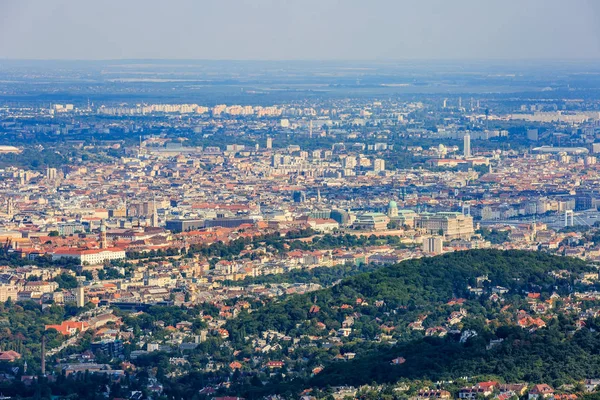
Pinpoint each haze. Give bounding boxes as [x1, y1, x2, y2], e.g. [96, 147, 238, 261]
[1, 0, 600, 60]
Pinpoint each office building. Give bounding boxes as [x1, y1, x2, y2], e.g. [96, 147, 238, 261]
[423, 236, 443, 255]
[463, 133, 471, 158]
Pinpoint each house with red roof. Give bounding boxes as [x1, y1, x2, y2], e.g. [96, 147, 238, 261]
[0, 350, 21, 362]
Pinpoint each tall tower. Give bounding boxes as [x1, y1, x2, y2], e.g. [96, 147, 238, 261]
[463, 133, 471, 159]
[41, 335, 46, 376]
[309, 120, 313, 138]
[76, 285, 85, 308]
[266, 137, 273, 149]
[100, 219, 107, 249]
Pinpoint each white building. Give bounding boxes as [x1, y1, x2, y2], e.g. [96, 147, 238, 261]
[51, 248, 126, 265]
[464, 133, 471, 158]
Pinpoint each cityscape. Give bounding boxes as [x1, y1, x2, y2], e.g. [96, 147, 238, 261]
[2, 1, 600, 399]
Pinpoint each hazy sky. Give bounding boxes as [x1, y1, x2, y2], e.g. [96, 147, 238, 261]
[1, 0, 600, 60]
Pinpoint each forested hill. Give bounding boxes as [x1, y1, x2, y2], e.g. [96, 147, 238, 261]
[226, 250, 592, 340]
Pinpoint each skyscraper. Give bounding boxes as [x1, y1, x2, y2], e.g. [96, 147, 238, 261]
[266, 137, 273, 149]
[464, 133, 471, 158]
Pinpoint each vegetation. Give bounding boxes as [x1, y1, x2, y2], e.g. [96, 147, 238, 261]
[226, 250, 591, 339]
[476, 227, 510, 244]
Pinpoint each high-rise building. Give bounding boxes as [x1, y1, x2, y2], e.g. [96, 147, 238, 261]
[266, 137, 273, 149]
[342, 156, 357, 169]
[463, 133, 471, 158]
[46, 167, 57, 181]
[423, 236, 443, 255]
[374, 159, 385, 172]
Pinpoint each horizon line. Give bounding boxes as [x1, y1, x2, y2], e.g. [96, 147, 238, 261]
[2, 57, 600, 63]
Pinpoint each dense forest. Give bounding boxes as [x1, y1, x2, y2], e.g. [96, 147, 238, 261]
[312, 319, 600, 388]
[226, 250, 592, 339]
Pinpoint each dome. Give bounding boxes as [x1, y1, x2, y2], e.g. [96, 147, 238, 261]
[388, 200, 398, 209]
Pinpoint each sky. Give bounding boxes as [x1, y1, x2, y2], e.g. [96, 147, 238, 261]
[1, 0, 600, 61]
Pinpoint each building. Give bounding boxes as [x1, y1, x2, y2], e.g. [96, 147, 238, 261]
[165, 219, 204, 232]
[423, 236, 443, 254]
[23, 281, 59, 294]
[353, 212, 389, 231]
[387, 201, 398, 218]
[99, 220, 107, 249]
[307, 218, 339, 233]
[45, 321, 89, 336]
[373, 158, 385, 172]
[342, 156, 357, 169]
[464, 133, 471, 158]
[76, 286, 85, 308]
[393, 209, 418, 227]
[529, 384, 554, 400]
[0, 284, 17, 302]
[532, 146, 589, 155]
[51, 248, 126, 265]
[204, 218, 255, 228]
[293, 191, 307, 203]
[46, 167, 57, 180]
[414, 212, 474, 240]
[57, 222, 84, 236]
[418, 390, 451, 400]
[527, 128, 539, 141]
[266, 137, 273, 149]
[91, 340, 123, 357]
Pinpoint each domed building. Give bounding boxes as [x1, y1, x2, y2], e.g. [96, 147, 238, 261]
[387, 200, 398, 218]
